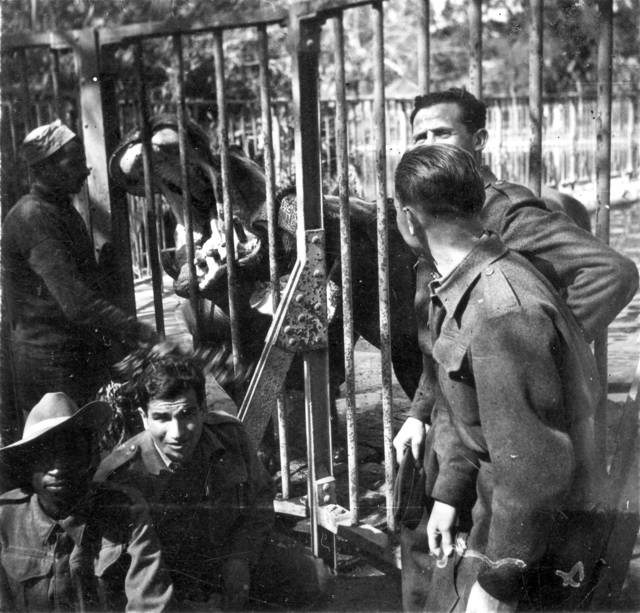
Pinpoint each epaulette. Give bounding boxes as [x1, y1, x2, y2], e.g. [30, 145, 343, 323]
[0, 488, 30, 504]
[94, 435, 143, 482]
[487, 179, 545, 209]
[478, 264, 520, 316]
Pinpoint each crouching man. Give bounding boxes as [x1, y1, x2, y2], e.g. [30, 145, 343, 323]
[0, 392, 173, 612]
[392, 144, 606, 612]
[96, 350, 326, 610]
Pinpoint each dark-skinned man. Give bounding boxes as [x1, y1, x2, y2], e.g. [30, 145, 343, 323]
[1, 120, 159, 439]
[0, 392, 173, 611]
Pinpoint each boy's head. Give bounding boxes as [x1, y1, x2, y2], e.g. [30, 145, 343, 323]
[394, 144, 485, 250]
[0, 392, 110, 519]
[135, 352, 206, 466]
[409, 88, 488, 156]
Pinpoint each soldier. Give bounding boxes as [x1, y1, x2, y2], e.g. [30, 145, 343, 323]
[392, 144, 605, 612]
[95, 349, 327, 610]
[0, 392, 173, 612]
[395, 87, 638, 492]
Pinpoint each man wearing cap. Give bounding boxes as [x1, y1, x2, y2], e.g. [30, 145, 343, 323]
[1, 120, 158, 439]
[0, 391, 174, 612]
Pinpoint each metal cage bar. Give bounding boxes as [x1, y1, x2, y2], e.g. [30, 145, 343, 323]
[213, 29, 243, 371]
[174, 33, 202, 344]
[333, 13, 359, 525]
[528, 0, 543, 196]
[468, 0, 482, 99]
[134, 40, 165, 335]
[372, 0, 395, 532]
[257, 23, 291, 500]
[594, 0, 613, 461]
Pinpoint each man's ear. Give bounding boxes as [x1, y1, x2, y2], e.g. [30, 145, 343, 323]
[472, 128, 488, 152]
[403, 207, 419, 236]
[137, 407, 149, 430]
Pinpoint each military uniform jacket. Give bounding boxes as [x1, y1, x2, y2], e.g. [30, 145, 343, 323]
[410, 168, 638, 420]
[0, 482, 173, 612]
[421, 233, 604, 602]
[95, 413, 274, 599]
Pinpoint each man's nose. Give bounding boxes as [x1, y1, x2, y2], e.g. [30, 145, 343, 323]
[167, 418, 188, 441]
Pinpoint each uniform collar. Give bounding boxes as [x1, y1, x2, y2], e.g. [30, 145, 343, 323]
[479, 165, 498, 187]
[431, 233, 508, 319]
[27, 490, 86, 546]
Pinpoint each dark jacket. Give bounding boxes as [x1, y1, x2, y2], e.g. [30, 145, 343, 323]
[410, 169, 638, 421]
[1, 185, 155, 417]
[0, 482, 173, 612]
[419, 233, 604, 604]
[95, 412, 274, 602]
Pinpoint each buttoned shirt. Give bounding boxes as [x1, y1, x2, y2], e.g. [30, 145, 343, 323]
[95, 414, 274, 602]
[0, 483, 173, 612]
[418, 233, 603, 601]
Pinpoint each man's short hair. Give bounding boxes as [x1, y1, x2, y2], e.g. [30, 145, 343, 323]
[136, 352, 206, 411]
[410, 88, 487, 133]
[395, 144, 485, 218]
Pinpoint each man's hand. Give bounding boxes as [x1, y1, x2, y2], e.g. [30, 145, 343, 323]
[393, 417, 429, 465]
[426, 500, 457, 559]
[466, 581, 517, 613]
[222, 558, 251, 610]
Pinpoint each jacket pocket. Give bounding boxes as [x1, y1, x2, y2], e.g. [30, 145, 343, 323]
[432, 331, 468, 376]
[1, 547, 53, 582]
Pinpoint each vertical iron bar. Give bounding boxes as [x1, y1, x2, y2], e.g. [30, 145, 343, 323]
[373, 0, 395, 532]
[18, 49, 33, 134]
[290, 5, 335, 566]
[135, 41, 165, 335]
[594, 0, 613, 463]
[334, 14, 359, 525]
[174, 33, 202, 345]
[468, 0, 482, 99]
[528, 0, 543, 196]
[213, 29, 243, 372]
[49, 49, 61, 119]
[258, 23, 290, 500]
[418, 0, 431, 94]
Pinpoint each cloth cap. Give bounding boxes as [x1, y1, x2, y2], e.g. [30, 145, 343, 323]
[0, 392, 111, 463]
[21, 119, 77, 166]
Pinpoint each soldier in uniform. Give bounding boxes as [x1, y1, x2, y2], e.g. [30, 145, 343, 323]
[0, 392, 173, 612]
[95, 350, 326, 611]
[392, 144, 605, 612]
[394, 87, 638, 525]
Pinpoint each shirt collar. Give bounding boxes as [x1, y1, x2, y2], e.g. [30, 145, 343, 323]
[479, 165, 498, 188]
[28, 491, 86, 546]
[430, 233, 508, 319]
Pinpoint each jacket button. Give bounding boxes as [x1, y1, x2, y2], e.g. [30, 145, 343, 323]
[485, 267, 494, 276]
